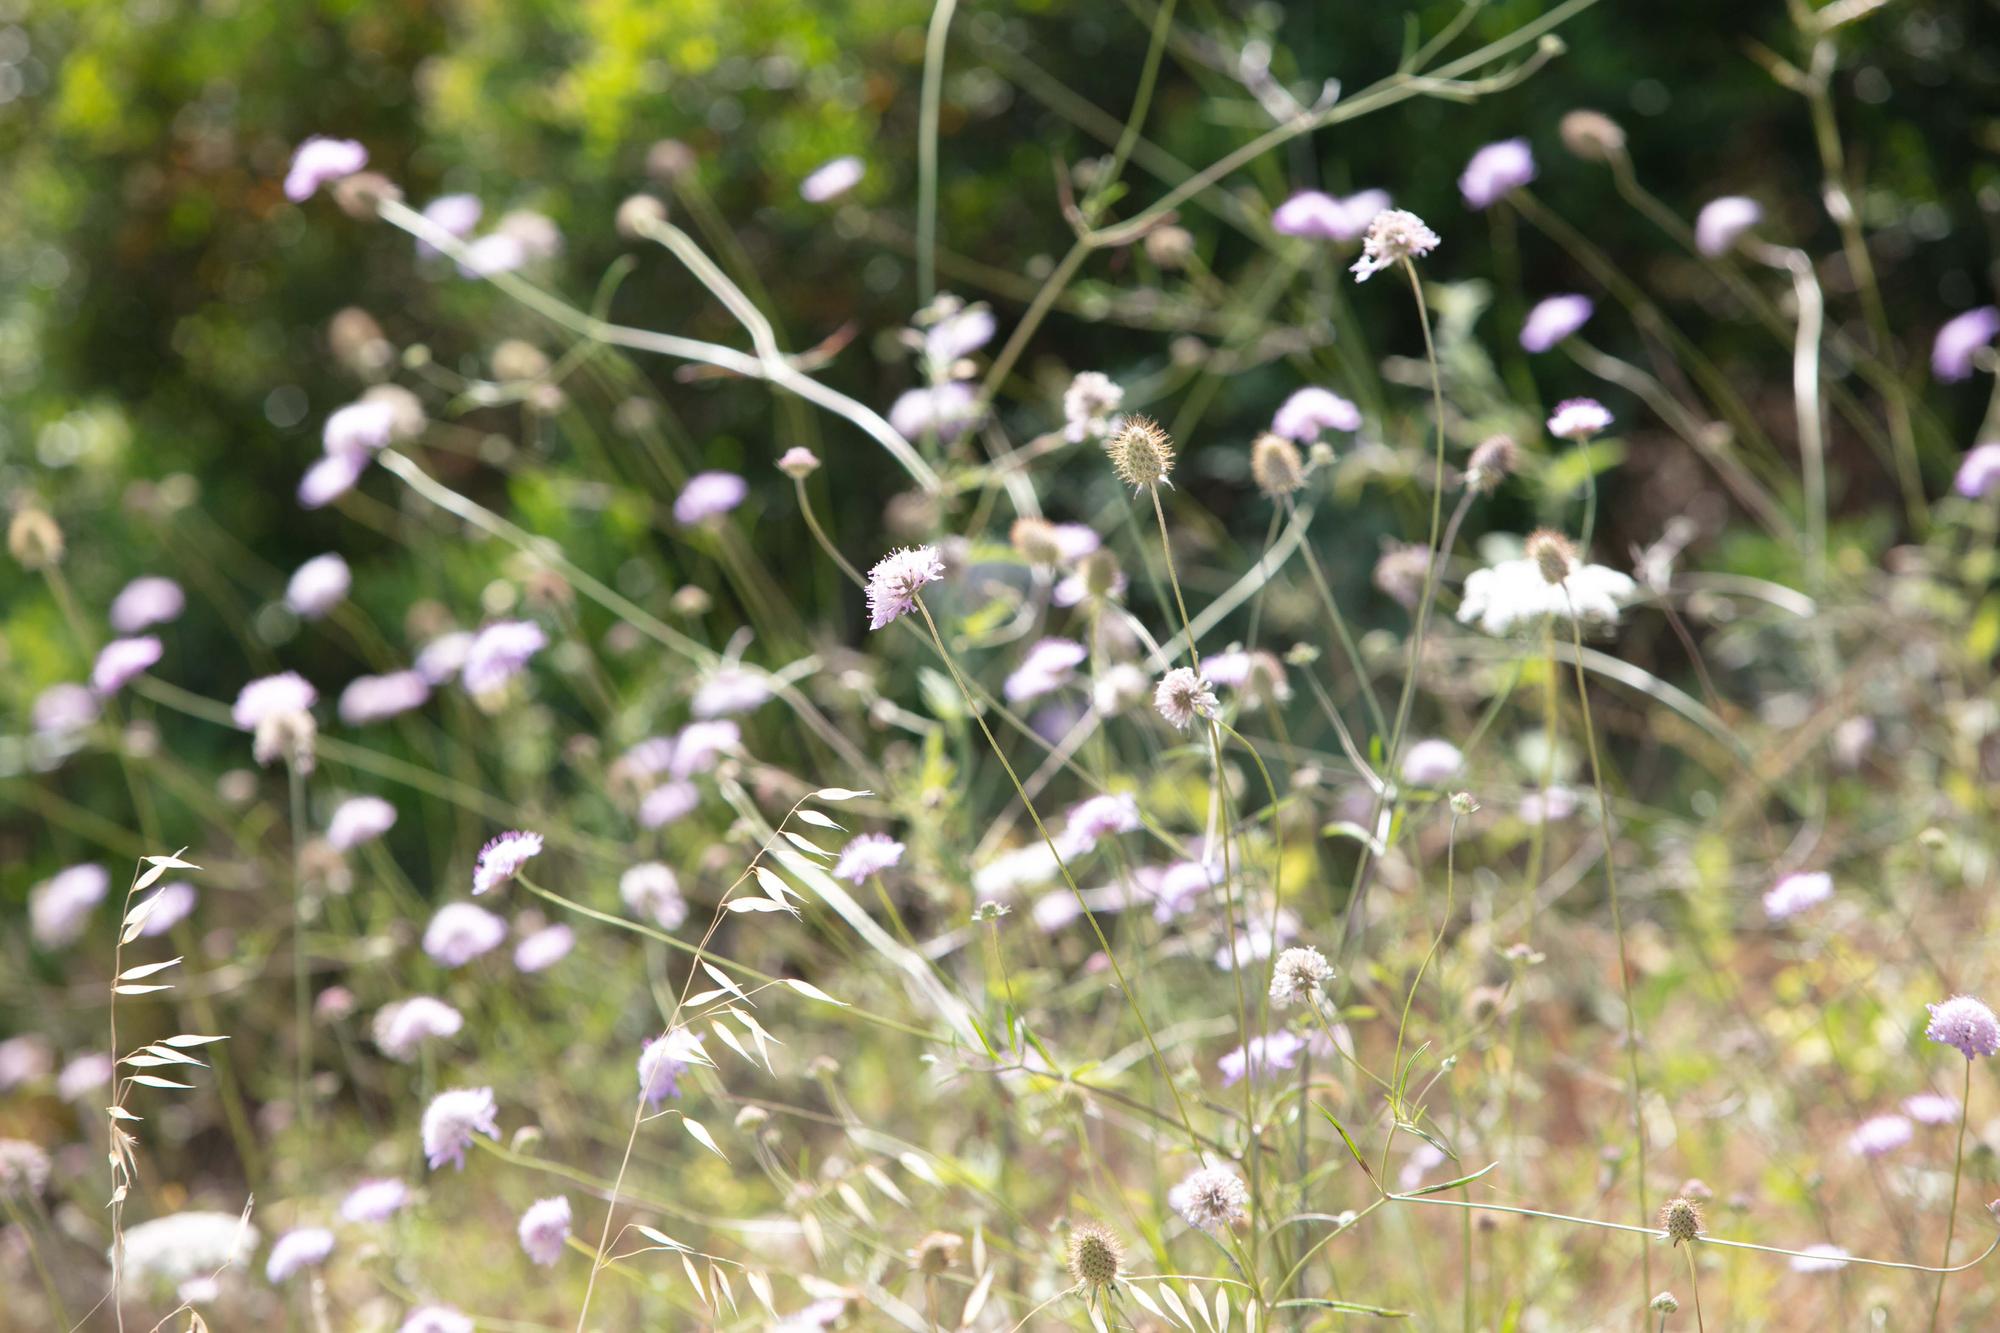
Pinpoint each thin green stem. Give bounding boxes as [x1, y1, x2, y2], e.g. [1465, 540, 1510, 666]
[1926, 1058, 1974, 1332]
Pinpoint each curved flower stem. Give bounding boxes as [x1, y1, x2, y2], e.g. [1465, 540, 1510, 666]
[1926, 1058, 1974, 1332]
[1564, 605, 1650, 1302]
[288, 759, 312, 1132]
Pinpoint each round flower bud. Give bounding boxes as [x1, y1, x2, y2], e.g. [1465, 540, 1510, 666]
[1144, 224, 1196, 269]
[492, 340, 551, 383]
[1065, 1222, 1123, 1288]
[8, 506, 63, 570]
[1524, 529, 1577, 586]
[1660, 1197, 1702, 1246]
[1560, 110, 1628, 163]
[1251, 432, 1306, 498]
[616, 194, 668, 240]
[1650, 1292, 1680, 1314]
[1105, 416, 1175, 489]
[646, 139, 697, 182]
[777, 447, 821, 479]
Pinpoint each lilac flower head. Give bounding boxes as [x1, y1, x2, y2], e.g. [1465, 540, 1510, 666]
[638, 780, 699, 829]
[1060, 792, 1141, 857]
[691, 666, 773, 718]
[1400, 738, 1463, 786]
[326, 796, 397, 851]
[30, 863, 110, 948]
[1459, 139, 1536, 209]
[110, 576, 186, 633]
[473, 830, 542, 895]
[1170, 1165, 1251, 1232]
[1762, 871, 1832, 922]
[458, 232, 526, 277]
[1218, 1031, 1305, 1086]
[518, 1195, 572, 1266]
[1004, 637, 1087, 703]
[1272, 188, 1389, 243]
[372, 996, 464, 1062]
[34, 683, 99, 736]
[1694, 197, 1762, 257]
[1903, 1092, 1960, 1125]
[924, 301, 997, 367]
[1520, 294, 1594, 353]
[620, 862, 688, 929]
[834, 833, 906, 883]
[1153, 668, 1218, 730]
[674, 471, 749, 525]
[416, 194, 483, 258]
[1925, 995, 2000, 1059]
[889, 381, 981, 442]
[671, 719, 739, 778]
[462, 620, 547, 695]
[323, 400, 398, 457]
[421, 1087, 500, 1170]
[1847, 1114, 1913, 1158]
[57, 1052, 113, 1101]
[134, 881, 197, 938]
[400, 1308, 475, 1333]
[1933, 307, 2000, 382]
[266, 1226, 335, 1282]
[638, 1028, 704, 1108]
[421, 902, 508, 967]
[0, 1036, 53, 1091]
[91, 636, 163, 695]
[865, 546, 945, 630]
[338, 670, 431, 725]
[514, 924, 574, 973]
[800, 155, 864, 203]
[1271, 387, 1362, 442]
[1150, 860, 1220, 922]
[299, 450, 368, 509]
[1351, 208, 1440, 282]
[1953, 443, 2000, 499]
[415, 631, 474, 685]
[339, 1178, 410, 1224]
[286, 554, 351, 620]
[1547, 398, 1613, 442]
[285, 136, 368, 202]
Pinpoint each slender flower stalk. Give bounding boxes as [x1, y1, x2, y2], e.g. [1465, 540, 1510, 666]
[1927, 1058, 1976, 1332]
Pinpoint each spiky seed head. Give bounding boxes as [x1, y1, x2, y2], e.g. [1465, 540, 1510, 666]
[1650, 1292, 1680, 1313]
[1465, 435, 1519, 493]
[1560, 110, 1628, 162]
[8, 506, 62, 570]
[1066, 1222, 1123, 1288]
[1106, 416, 1175, 489]
[1524, 529, 1577, 586]
[1251, 432, 1306, 498]
[1010, 516, 1064, 566]
[616, 194, 669, 239]
[912, 1231, 963, 1275]
[1661, 1196, 1702, 1246]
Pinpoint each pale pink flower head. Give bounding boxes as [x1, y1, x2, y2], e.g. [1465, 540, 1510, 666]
[1954, 443, 2000, 499]
[513, 923, 574, 973]
[33, 682, 99, 736]
[91, 636, 163, 695]
[57, 1052, 113, 1101]
[1934, 307, 2000, 382]
[110, 576, 186, 633]
[1059, 792, 1141, 858]
[518, 1195, 571, 1266]
[339, 1178, 410, 1223]
[422, 901, 507, 967]
[1925, 995, 2000, 1059]
[834, 833, 905, 883]
[1547, 398, 1613, 441]
[1351, 208, 1440, 282]
[1847, 1114, 1912, 1158]
[458, 232, 527, 277]
[638, 1028, 703, 1108]
[30, 863, 110, 948]
[285, 136, 368, 202]
[338, 670, 431, 725]
[400, 1308, 474, 1333]
[671, 719, 739, 778]
[1272, 386, 1361, 442]
[0, 1036, 53, 1091]
[800, 155, 864, 203]
[1459, 139, 1536, 209]
[134, 881, 197, 938]
[1062, 372, 1124, 443]
[1903, 1092, 1960, 1125]
[865, 545, 945, 630]
[1153, 667, 1217, 730]
[1169, 1164, 1250, 1232]
[620, 862, 688, 928]
[674, 471, 748, 525]
[924, 301, 997, 367]
[298, 450, 367, 509]
[888, 381, 981, 442]
[1400, 738, 1462, 787]
[1004, 637, 1087, 703]
[691, 666, 773, 718]
[265, 1226, 335, 1283]
[421, 1086, 499, 1170]
[1762, 871, 1831, 922]
[286, 554, 351, 620]
[234, 672, 318, 730]
[1694, 196, 1763, 257]
[1398, 1141, 1448, 1192]
[462, 620, 547, 695]
[323, 400, 398, 456]
[1520, 294, 1594, 353]
[1272, 188, 1389, 243]
[415, 631, 474, 685]
[473, 830, 542, 895]
[416, 194, 483, 258]
[638, 780, 699, 829]
[778, 446, 821, 477]
[372, 996, 464, 1062]
[1218, 1031, 1304, 1086]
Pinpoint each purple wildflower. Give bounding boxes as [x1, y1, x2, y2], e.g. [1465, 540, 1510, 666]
[833, 833, 906, 883]
[1153, 668, 1217, 730]
[298, 451, 367, 509]
[800, 156, 864, 203]
[414, 632, 474, 685]
[421, 902, 507, 967]
[865, 546, 945, 630]
[1060, 793, 1141, 857]
[1272, 188, 1389, 243]
[337, 670, 431, 725]
[674, 471, 749, 525]
[924, 302, 997, 366]
[327, 795, 397, 851]
[1934, 307, 2000, 382]
[286, 554, 351, 620]
[1763, 872, 1832, 922]
[324, 400, 397, 456]
[1271, 387, 1361, 442]
[473, 830, 542, 895]
[1925, 995, 2000, 1059]
[691, 666, 773, 718]
[91, 636, 163, 695]
[1694, 196, 1762, 257]
[620, 863, 687, 929]
[372, 996, 464, 1062]
[400, 1308, 474, 1333]
[134, 881, 197, 938]
[265, 1227, 335, 1283]
[638, 780, 699, 829]
[284, 136, 368, 202]
[1459, 138, 1536, 209]
[1218, 1031, 1305, 1086]
[462, 620, 547, 695]
[517, 1195, 571, 1266]
[1904, 1092, 1960, 1125]
[57, 1053, 113, 1102]
[109, 576, 185, 633]
[421, 1087, 500, 1170]
[1004, 638, 1087, 703]
[1351, 209, 1440, 281]
[339, 1178, 410, 1224]
[1547, 398, 1613, 441]
[513, 923, 574, 973]
[30, 863, 109, 948]
[1847, 1114, 1913, 1158]
[671, 720, 739, 778]
[1953, 442, 2000, 499]
[0, 1037, 53, 1091]
[1400, 738, 1462, 786]
[638, 1028, 703, 1108]
[416, 194, 483, 258]
[888, 381, 981, 442]
[1520, 294, 1594, 353]
[33, 683, 98, 736]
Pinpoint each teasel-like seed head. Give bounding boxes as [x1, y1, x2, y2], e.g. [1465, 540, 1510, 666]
[1010, 516, 1064, 566]
[1251, 432, 1306, 498]
[1065, 1222, 1124, 1288]
[1465, 435, 1519, 493]
[1524, 529, 1577, 586]
[1660, 1196, 1702, 1246]
[1106, 416, 1175, 489]
[8, 505, 63, 570]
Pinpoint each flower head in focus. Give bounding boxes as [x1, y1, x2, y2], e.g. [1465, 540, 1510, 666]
[1351, 208, 1440, 282]
[1925, 995, 2000, 1059]
[1268, 946, 1332, 1008]
[865, 546, 945, 631]
[473, 830, 542, 895]
[1153, 668, 1217, 730]
[1169, 1165, 1250, 1233]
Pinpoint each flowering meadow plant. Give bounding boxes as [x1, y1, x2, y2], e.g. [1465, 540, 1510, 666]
[9, 3, 2000, 1330]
